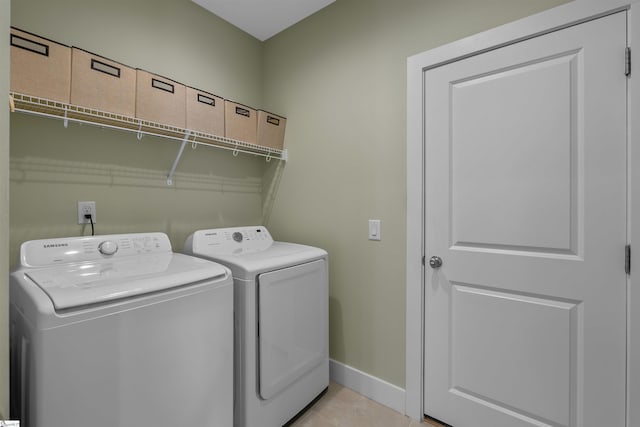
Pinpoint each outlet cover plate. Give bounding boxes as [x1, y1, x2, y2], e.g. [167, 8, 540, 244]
[77, 201, 96, 224]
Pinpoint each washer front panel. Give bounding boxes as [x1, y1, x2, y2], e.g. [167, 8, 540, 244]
[10, 264, 234, 427]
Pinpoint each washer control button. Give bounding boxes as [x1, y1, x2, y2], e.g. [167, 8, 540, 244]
[232, 232, 243, 243]
[98, 240, 118, 256]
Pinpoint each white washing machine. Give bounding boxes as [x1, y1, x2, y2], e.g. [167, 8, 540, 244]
[10, 232, 234, 427]
[184, 226, 329, 427]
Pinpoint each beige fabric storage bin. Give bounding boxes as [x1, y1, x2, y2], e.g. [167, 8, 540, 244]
[70, 48, 136, 116]
[135, 69, 186, 128]
[186, 87, 224, 136]
[10, 27, 71, 103]
[257, 110, 287, 150]
[224, 100, 257, 145]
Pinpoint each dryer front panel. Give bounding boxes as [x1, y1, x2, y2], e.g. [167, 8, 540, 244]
[257, 258, 328, 400]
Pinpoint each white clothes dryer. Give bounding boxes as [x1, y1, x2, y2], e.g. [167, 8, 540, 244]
[10, 232, 234, 427]
[184, 226, 329, 427]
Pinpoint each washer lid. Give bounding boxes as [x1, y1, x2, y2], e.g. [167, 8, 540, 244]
[24, 253, 229, 310]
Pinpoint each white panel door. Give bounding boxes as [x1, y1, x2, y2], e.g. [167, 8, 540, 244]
[424, 12, 627, 427]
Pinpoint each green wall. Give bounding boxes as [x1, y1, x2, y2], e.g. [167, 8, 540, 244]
[262, 0, 569, 387]
[1, 0, 9, 418]
[3, 0, 572, 413]
[11, 0, 262, 106]
[9, 0, 268, 265]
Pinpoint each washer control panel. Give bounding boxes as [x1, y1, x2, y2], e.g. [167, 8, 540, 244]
[192, 226, 273, 255]
[20, 232, 172, 267]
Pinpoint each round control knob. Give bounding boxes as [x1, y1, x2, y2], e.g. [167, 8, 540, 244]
[232, 232, 243, 243]
[98, 240, 118, 256]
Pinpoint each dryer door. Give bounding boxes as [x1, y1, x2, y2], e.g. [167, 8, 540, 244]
[258, 258, 328, 400]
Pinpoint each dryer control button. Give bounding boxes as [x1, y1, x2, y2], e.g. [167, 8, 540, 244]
[98, 240, 118, 256]
[232, 232, 243, 243]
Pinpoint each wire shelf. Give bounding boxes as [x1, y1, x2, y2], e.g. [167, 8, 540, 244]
[9, 92, 287, 162]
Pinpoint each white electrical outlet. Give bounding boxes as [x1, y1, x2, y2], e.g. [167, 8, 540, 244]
[77, 201, 97, 224]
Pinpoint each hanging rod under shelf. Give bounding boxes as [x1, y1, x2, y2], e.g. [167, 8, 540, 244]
[9, 92, 288, 164]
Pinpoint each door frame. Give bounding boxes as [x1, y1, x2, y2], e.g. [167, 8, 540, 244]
[406, 0, 640, 422]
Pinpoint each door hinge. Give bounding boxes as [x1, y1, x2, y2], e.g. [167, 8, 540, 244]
[626, 47, 631, 77]
[626, 244, 631, 275]
[422, 255, 426, 266]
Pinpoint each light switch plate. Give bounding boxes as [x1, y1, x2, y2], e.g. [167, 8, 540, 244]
[369, 219, 381, 241]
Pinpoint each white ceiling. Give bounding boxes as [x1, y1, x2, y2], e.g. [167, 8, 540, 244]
[191, 0, 336, 41]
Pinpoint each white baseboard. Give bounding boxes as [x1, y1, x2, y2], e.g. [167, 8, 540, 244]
[329, 359, 406, 415]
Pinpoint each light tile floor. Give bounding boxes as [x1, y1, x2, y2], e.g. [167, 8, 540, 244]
[289, 382, 442, 427]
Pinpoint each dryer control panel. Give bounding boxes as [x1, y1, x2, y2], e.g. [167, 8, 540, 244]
[188, 226, 274, 255]
[19, 233, 173, 267]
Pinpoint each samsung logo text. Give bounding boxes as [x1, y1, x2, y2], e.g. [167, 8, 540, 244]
[43, 243, 69, 248]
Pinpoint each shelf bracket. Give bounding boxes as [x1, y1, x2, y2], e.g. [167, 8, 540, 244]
[167, 130, 192, 186]
[137, 121, 143, 140]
